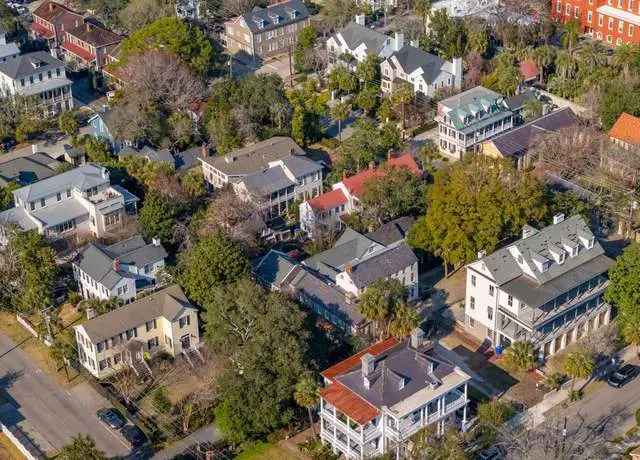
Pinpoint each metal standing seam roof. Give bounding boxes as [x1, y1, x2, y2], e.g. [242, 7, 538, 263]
[13, 164, 108, 203]
[0, 51, 65, 80]
[241, 0, 310, 34]
[79, 285, 195, 343]
[239, 166, 296, 197]
[254, 250, 298, 287]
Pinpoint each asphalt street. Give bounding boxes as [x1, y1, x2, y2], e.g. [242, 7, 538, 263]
[0, 332, 130, 457]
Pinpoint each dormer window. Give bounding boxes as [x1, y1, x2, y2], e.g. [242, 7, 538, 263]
[398, 377, 405, 390]
[253, 17, 265, 29]
[268, 11, 279, 24]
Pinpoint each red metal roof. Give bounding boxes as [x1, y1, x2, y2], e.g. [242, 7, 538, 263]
[320, 381, 380, 425]
[341, 153, 421, 198]
[609, 112, 640, 146]
[519, 59, 539, 81]
[322, 337, 399, 380]
[30, 21, 55, 39]
[61, 41, 95, 62]
[307, 188, 348, 211]
[32, 1, 79, 22]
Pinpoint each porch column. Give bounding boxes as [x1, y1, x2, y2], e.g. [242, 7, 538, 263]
[560, 333, 567, 350]
[420, 405, 424, 427]
[604, 307, 611, 325]
[360, 424, 364, 460]
[333, 406, 337, 450]
[462, 383, 468, 430]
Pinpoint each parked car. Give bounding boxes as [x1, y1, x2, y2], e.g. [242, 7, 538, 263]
[477, 446, 505, 460]
[121, 425, 147, 448]
[97, 408, 126, 430]
[607, 364, 638, 388]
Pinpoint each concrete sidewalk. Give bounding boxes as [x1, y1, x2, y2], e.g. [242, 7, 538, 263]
[151, 424, 222, 460]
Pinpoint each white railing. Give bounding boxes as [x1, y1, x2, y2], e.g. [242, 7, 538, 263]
[321, 409, 378, 443]
[445, 395, 467, 413]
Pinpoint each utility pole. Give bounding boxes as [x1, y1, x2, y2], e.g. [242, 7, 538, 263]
[288, 44, 293, 87]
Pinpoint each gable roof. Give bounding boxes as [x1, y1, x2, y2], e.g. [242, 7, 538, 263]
[387, 44, 450, 84]
[79, 285, 195, 343]
[519, 59, 539, 81]
[333, 22, 389, 55]
[341, 153, 421, 198]
[347, 243, 418, 289]
[254, 250, 298, 288]
[32, 1, 81, 22]
[13, 164, 108, 202]
[241, 0, 310, 33]
[239, 166, 296, 197]
[65, 22, 121, 47]
[0, 154, 61, 187]
[488, 107, 578, 158]
[609, 112, 640, 146]
[0, 51, 64, 80]
[365, 216, 415, 246]
[307, 188, 348, 211]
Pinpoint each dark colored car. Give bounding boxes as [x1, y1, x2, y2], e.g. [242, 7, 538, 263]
[121, 425, 147, 448]
[607, 364, 638, 388]
[97, 408, 126, 430]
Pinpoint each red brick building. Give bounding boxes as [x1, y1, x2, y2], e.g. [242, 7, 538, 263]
[31, 1, 83, 48]
[552, 0, 640, 46]
[60, 22, 122, 69]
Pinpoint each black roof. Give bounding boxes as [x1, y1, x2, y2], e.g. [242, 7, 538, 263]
[242, 0, 310, 34]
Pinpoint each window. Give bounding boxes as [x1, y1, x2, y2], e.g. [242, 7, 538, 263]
[468, 316, 475, 327]
[66, 189, 71, 198]
[630, 24, 635, 36]
[469, 296, 475, 310]
[489, 285, 495, 297]
[147, 337, 159, 349]
[145, 319, 157, 332]
[99, 359, 108, 371]
[179, 315, 191, 328]
[29, 202, 35, 211]
[507, 295, 513, 307]
[487, 307, 494, 320]
[619, 20, 624, 33]
[574, 5, 579, 17]
[609, 17, 614, 30]
[113, 353, 121, 365]
[587, 10, 592, 22]
[40, 198, 45, 207]
[556, 1, 561, 12]
[471, 275, 476, 287]
[599, 14, 604, 26]
[56, 68, 60, 76]
[97, 342, 104, 353]
[56, 192, 61, 201]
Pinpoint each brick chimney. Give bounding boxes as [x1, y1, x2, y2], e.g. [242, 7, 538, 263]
[200, 143, 208, 159]
[49, 2, 55, 11]
[85, 22, 91, 33]
[112, 257, 120, 272]
[345, 263, 352, 273]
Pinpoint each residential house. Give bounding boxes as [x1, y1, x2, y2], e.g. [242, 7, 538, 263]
[299, 153, 421, 234]
[519, 59, 539, 84]
[119, 144, 207, 174]
[482, 107, 578, 169]
[61, 21, 122, 70]
[0, 26, 19, 62]
[436, 86, 514, 159]
[380, 33, 463, 98]
[326, 16, 395, 70]
[88, 108, 131, 153]
[319, 331, 471, 459]
[255, 217, 417, 333]
[303, 221, 419, 300]
[223, 0, 310, 59]
[464, 214, 613, 359]
[175, 0, 201, 20]
[0, 153, 61, 187]
[0, 164, 138, 246]
[73, 234, 167, 303]
[355, 0, 397, 12]
[603, 112, 640, 186]
[609, 112, 640, 150]
[30, 1, 83, 48]
[200, 137, 323, 220]
[0, 51, 74, 115]
[551, 0, 640, 46]
[74, 285, 200, 379]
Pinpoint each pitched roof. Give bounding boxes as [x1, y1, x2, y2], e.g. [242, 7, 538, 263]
[307, 188, 347, 211]
[340, 153, 421, 198]
[0, 206, 38, 231]
[365, 216, 415, 246]
[440, 86, 511, 131]
[388, 44, 451, 84]
[347, 243, 418, 289]
[519, 59, 539, 80]
[0, 51, 64, 80]
[0, 154, 61, 187]
[79, 285, 195, 343]
[332, 22, 389, 56]
[65, 22, 121, 47]
[254, 250, 298, 288]
[281, 155, 322, 177]
[241, 0, 310, 33]
[200, 137, 305, 176]
[239, 166, 296, 197]
[118, 146, 175, 164]
[32, 1, 80, 22]
[609, 112, 640, 145]
[320, 381, 380, 425]
[13, 164, 108, 202]
[488, 107, 578, 158]
[322, 337, 399, 380]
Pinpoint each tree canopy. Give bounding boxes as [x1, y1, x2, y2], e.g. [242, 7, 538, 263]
[408, 156, 547, 273]
[57, 434, 106, 460]
[138, 190, 178, 245]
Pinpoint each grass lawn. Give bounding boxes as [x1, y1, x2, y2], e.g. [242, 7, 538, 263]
[0, 312, 82, 388]
[0, 433, 26, 459]
[236, 441, 304, 460]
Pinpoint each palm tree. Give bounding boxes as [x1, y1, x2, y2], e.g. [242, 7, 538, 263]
[503, 341, 535, 372]
[294, 374, 320, 438]
[388, 303, 420, 339]
[358, 279, 406, 339]
[391, 83, 414, 130]
[562, 19, 581, 55]
[612, 43, 638, 79]
[576, 41, 607, 72]
[555, 49, 577, 79]
[530, 45, 556, 86]
[330, 101, 350, 143]
[564, 349, 595, 394]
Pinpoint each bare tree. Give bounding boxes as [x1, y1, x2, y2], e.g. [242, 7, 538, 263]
[109, 368, 139, 406]
[579, 323, 619, 361]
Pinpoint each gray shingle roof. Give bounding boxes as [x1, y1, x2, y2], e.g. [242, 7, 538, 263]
[473, 215, 610, 292]
[118, 146, 175, 164]
[13, 164, 108, 202]
[0, 51, 64, 80]
[332, 22, 389, 56]
[281, 155, 322, 177]
[0, 155, 61, 187]
[0, 206, 38, 231]
[348, 243, 418, 289]
[104, 235, 167, 267]
[74, 243, 124, 290]
[242, 0, 310, 33]
[200, 137, 306, 176]
[366, 216, 415, 247]
[254, 250, 298, 288]
[388, 45, 450, 84]
[336, 340, 460, 409]
[79, 285, 195, 343]
[489, 108, 578, 158]
[0, 42, 20, 60]
[240, 166, 296, 197]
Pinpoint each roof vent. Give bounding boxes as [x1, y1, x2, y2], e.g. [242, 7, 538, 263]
[553, 213, 565, 225]
[361, 353, 375, 378]
[477, 250, 486, 259]
[522, 224, 537, 239]
[410, 327, 424, 349]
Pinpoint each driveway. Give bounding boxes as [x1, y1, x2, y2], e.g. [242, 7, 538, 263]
[0, 333, 130, 457]
[151, 424, 222, 460]
[230, 53, 293, 84]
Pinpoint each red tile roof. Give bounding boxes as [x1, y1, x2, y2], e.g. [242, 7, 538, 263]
[322, 337, 399, 380]
[609, 112, 640, 146]
[519, 59, 539, 81]
[66, 23, 121, 48]
[341, 153, 421, 198]
[320, 381, 380, 425]
[61, 41, 95, 62]
[307, 188, 348, 211]
[32, 1, 79, 22]
[30, 21, 55, 39]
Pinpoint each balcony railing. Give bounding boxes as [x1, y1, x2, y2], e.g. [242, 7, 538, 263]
[321, 408, 378, 443]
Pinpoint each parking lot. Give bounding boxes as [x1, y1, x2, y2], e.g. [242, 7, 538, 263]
[230, 52, 294, 84]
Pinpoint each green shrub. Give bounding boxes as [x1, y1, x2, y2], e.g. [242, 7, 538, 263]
[636, 407, 640, 426]
[151, 386, 172, 414]
[568, 389, 583, 402]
